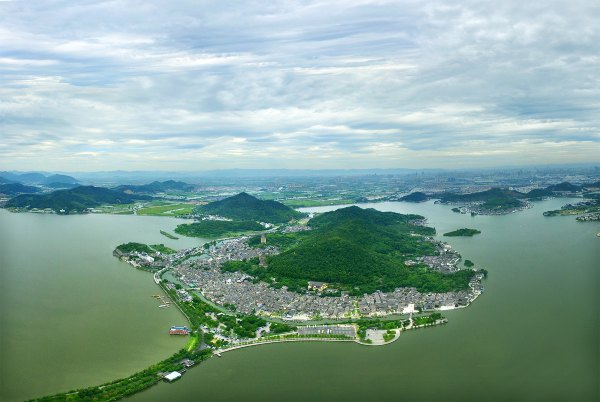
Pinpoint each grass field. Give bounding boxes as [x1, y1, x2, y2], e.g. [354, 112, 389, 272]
[186, 335, 199, 352]
[137, 203, 195, 216]
[280, 198, 357, 208]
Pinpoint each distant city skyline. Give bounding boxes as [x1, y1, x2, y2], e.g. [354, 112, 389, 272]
[1, 1, 599, 171]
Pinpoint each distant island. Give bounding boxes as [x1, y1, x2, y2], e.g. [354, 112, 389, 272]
[194, 192, 305, 223]
[443, 228, 481, 237]
[388, 182, 596, 216]
[543, 193, 600, 219]
[438, 188, 527, 213]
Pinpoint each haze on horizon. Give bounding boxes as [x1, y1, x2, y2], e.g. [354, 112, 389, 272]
[1, 0, 599, 172]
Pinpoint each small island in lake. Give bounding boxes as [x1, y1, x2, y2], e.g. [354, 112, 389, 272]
[443, 228, 481, 237]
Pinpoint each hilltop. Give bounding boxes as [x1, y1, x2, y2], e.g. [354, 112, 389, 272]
[195, 192, 305, 223]
[398, 192, 429, 202]
[5, 186, 150, 213]
[225, 206, 476, 295]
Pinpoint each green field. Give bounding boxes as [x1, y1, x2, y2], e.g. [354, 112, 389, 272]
[281, 198, 357, 208]
[137, 203, 195, 216]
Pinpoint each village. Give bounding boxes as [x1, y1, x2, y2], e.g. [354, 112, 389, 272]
[116, 232, 485, 321]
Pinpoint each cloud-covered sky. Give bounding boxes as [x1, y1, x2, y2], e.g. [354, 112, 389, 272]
[1, 0, 599, 171]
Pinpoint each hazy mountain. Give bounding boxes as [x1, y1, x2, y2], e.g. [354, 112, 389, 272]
[115, 180, 194, 194]
[6, 186, 150, 213]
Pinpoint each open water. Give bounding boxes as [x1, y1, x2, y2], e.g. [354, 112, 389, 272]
[1, 199, 598, 401]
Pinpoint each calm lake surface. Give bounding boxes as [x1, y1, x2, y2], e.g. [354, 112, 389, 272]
[1, 199, 599, 401]
[129, 199, 599, 402]
[0, 211, 203, 401]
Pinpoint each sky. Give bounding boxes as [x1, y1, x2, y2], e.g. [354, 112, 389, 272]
[0, 0, 599, 172]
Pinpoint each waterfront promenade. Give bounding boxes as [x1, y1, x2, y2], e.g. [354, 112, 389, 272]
[214, 336, 356, 356]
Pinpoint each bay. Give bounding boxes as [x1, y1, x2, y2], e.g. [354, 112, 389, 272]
[0, 211, 204, 401]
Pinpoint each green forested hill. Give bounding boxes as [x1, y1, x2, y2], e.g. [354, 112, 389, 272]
[440, 187, 524, 202]
[5, 186, 150, 213]
[398, 192, 429, 202]
[195, 192, 305, 223]
[443, 228, 481, 237]
[0, 183, 41, 195]
[225, 206, 475, 295]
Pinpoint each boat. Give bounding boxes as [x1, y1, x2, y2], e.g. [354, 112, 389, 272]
[169, 325, 191, 335]
[158, 304, 169, 308]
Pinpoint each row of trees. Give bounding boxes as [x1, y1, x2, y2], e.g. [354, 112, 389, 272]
[34, 348, 213, 401]
[175, 220, 263, 238]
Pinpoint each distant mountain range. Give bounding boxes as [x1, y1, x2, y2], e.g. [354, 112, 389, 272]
[0, 172, 79, 186]
[5, 186, 151, 213]
[399, 181, 591, 203]
[115, 180, 194, 194]
[195, 192, 305, 223]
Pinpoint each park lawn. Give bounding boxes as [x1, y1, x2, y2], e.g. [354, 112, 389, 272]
[186, 335, 199, 352]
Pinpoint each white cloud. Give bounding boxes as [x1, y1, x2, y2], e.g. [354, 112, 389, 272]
[0, 0, 598, 170]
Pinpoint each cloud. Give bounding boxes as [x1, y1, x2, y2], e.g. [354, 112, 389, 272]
[0, 0, 599, 171]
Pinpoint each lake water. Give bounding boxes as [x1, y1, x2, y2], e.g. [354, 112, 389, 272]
[128, 199, 599, 402]
[0, 211, 205, 401]
[1, 200, 599, 401]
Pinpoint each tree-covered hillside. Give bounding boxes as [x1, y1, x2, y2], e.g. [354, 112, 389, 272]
[398, 192, 429, 202]
[0, 183, 41, 195]
[5, 186, 150, 213]
[175, 220, 264, 238]
[194, 192, 305, 223]
[439, 187, 524, 203]
[225, 206, 475, 295]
